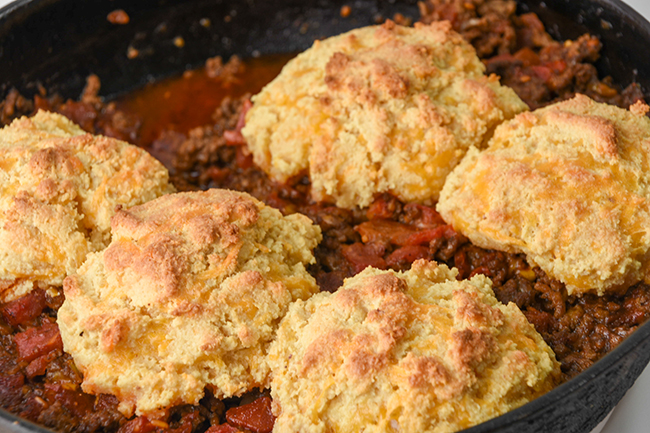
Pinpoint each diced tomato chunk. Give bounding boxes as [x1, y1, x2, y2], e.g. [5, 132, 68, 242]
[224, 99, 252, 146]
[404, 224, 456, 246]
[547, 59, 567, 73]
[386, 245, 429, 267]
[204, 166, 230, 183]
[366, 194, 401, 220]
[237, 99, 253, 130]
[513, 47, 540, 66]
[1, 289, 48, 326]
[226, 396, 275, 433]
[235, 146, 253, 169]
[25, 350, 58, 379]
[530, 65, 551, 81]
[342, 242, 387, 274]
[14, 322, 63, 363]
[43, 383, 95, 418]
[402, 203, 445, 228]
[355, 220, 415, 246]
[116, 416, 159, 433]
[205, 424, 241, 433]
[223, 129, 245, 146]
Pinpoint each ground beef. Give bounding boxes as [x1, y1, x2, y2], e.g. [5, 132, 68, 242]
[419, 0, 645, 109]
[0, 74, 141, 143]
[2, 1, 650, 431]
[419, 0, 520, 58]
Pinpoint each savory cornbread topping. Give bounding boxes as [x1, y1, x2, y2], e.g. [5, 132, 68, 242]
[0, 111, 174, 302]
[57, 189, 322, 416]
[269, 260, 559, 433]
[242, 20, 527, 209]
[438, 95, 650, 296]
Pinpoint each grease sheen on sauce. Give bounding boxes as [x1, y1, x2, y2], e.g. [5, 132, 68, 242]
[114, 54, 293, 146]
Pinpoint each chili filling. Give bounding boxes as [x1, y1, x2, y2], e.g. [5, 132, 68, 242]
[1, 1, 649, 432]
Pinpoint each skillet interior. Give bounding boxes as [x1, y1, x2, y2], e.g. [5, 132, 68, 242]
[1, 0, 650, 432]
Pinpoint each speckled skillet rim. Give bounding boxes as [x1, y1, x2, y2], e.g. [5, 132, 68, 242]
[1, 0, 650, 432]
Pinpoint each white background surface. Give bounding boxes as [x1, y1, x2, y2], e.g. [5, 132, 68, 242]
[0, 0, 649, 432]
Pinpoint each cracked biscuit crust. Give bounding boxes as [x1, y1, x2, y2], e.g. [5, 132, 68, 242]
[269, 260, 559, 433]
[242, 20, 527, 209]
[438, 95, 650, 296]
[57, 189, 322, 417]
[0, 111, 174, 301]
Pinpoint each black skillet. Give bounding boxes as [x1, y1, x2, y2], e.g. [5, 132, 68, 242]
[1, 0, 650, 432]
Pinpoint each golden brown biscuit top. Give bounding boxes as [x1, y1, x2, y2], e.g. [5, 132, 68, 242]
[242, 20, 527, 209]
[438, 94, 650, 295]
[0, 111, 174, 301]
[101, 189, 321, 311]
[57, 189, 322, 416]
[269, 260, 559, 433]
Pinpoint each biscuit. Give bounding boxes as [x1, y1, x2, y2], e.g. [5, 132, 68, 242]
[242, 20, 527, 209]
[437, 95, 650, 296]
[268, 260, 559, 433]
[57, 189, 322, 416]
[0, 111, 174, 302]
